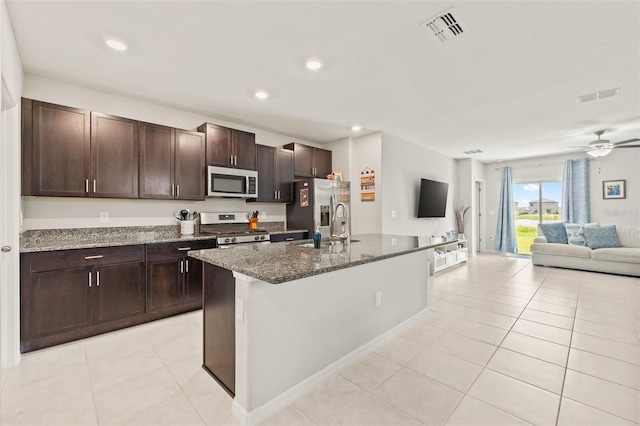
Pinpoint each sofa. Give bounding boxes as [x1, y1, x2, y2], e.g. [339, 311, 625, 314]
[530, 223, 640, 277]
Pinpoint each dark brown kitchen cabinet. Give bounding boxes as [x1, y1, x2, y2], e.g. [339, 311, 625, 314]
[20, 245, 145, 352]
[198, 123, 256, 170]
[91, 112, 139, 198]
[139, 123, 205, 200]
[253, 145, 294, 202]
[146, 240, 216, 313]
[283, 142, 332, 178]
[22, 99, 139, 198]
[203, 263, 236, 396]
[22, 99, 91, 197]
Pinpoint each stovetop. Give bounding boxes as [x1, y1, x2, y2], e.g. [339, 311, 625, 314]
[198, 212, 270, 244]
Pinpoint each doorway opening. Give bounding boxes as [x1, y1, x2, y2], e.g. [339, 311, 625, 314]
[512, 181, 563, 254]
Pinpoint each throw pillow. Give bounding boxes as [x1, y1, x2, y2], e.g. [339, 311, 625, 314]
[564, 223, 598, 246]
[539, 222, 568, 244]
[584, 225, 622, 249]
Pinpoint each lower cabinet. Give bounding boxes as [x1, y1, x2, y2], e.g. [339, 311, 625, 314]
[146, 240, 216, 313]
[20, 239, 216, 353]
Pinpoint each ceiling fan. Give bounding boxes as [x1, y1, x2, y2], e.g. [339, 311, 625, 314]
[570, 130, 640, 158]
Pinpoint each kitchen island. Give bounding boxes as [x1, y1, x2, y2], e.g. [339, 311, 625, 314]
[189, 234, 433, 425]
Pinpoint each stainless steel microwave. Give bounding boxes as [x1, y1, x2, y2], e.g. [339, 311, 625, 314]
[207, 166, 258, 198]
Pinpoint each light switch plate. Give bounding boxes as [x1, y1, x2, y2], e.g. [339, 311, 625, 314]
[375, 290, 382, 307]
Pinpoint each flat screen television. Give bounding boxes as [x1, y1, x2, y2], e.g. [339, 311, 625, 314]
[417, 178, 449, 218]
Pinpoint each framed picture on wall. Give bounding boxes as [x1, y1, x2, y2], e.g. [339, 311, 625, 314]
[603, 179, 626, 199]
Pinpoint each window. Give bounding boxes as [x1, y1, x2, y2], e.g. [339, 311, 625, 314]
[512, 181, 562, 254]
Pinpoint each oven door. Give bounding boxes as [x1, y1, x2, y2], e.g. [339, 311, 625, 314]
[207, 166, 257, 198]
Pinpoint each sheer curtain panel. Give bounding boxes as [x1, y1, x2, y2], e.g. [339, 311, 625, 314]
[562, 158, 590, 224]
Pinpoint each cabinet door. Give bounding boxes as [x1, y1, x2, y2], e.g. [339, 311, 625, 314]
[202, 123, 233, 167]
[276, 148, 294, 202]
[93, 262, 145, 325]
[184, 257, 203, 307]
[255, 145, 276, 202]
[292, 143, 314, 177]
[139, 122, 175, 199]
[91, 112, 139, 198]
[31, 101, 91, 197]
[29, 268, 92, 339]
[146, 258, 184, 312]
[313, 148, 333, 178]
[175, 129, 206, 200]
[233, 130, 256, 170]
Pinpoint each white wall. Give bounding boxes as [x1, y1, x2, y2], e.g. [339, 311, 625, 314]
[325, 136, 351, 181]
[483, 149, 640, 249]
[348, 132, 383, 235]
[21, 75, 322, 230]
[381, 133, 456, 237]
[456, 158, 485, 255]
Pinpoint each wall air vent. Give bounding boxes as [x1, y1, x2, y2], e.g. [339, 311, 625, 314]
[420, 7, 469, 43]
[463, 149, 483, 155]
[577, 87, 620, 103]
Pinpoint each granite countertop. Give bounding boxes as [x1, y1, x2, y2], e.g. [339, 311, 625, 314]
[20, 226, 218, 253]
[189, 233, 432, 284]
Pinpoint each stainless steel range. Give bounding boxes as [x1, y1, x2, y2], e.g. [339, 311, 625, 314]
[199, 212, 270, 246]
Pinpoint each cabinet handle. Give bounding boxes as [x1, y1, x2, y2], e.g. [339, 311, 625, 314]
[185, 259, 189, 273]
[177, 247, 192, 251]
[84, 255, 104, 260]
[230, 155, 234, 166]
[180, 260, 184, 274]
[234, 155, 238, 166]
[171, 185, 175, 196]
[274, 190, 278, 199]
[85, 179, 89, 193]
[97, 271, 100, 287]
[176, 185, 180, 196]
[88, 271, 92, 288]
[93, 179, 97, 193]
[285, 237, 294, 241]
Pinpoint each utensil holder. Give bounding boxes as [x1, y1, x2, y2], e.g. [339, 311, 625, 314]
[180, 220, 195, 236]
[249, 218, 258, 230]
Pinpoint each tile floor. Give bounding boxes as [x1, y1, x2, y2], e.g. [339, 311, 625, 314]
[1, 253, 639, 425]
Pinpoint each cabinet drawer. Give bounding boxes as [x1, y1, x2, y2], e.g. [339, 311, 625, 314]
[270, 232, 307, 243]
[29, 245, 145, 272]
[146, 239, 217, 261]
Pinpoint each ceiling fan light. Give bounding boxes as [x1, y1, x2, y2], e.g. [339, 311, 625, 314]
[586, 148, 612, 158]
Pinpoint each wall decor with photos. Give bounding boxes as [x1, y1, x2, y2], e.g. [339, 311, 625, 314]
[603, 179, 626, 199]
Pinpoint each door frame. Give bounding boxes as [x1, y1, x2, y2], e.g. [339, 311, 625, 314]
[474, 179, 486, 253]
[1, 67, 21, 368]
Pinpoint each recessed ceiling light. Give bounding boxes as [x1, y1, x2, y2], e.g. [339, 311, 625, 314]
[351, 125, 362, 132]
[254, 90, 269, 100]
[306, 59, 323, 71]
[105, 39, 127, 51]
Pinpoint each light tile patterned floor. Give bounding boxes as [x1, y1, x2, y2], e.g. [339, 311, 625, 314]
[1, 253, 639, 425]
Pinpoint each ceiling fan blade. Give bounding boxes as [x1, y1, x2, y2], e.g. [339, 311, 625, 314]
[568, 145, 588, 148]
[614, 145, 640, 148]
[614, 138, 640, 146]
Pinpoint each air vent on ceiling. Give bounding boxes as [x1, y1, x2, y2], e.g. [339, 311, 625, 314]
[420, 6, 469, 43]
[577, 87, 620, 103]
[463, 149, 483, 155]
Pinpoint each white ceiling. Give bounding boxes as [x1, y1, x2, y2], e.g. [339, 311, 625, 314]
[6, 1, 640, 162]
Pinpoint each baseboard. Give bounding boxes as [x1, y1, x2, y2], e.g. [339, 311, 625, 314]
[231, 307, 429, 425]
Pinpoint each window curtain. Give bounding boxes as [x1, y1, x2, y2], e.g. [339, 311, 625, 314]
[562, 158, 590, 224]
[495, 166, 517, 253]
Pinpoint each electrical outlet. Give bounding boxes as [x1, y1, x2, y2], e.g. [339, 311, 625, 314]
[390, 210, 397, 218]
[260, 211, 266, 219]
[99, 212, 109, 223]
[375, 290, 382, 307]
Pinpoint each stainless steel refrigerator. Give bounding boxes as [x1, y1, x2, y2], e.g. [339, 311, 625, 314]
[286, 178, 351, 240]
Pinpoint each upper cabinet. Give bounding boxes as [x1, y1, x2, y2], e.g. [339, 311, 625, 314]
[23, 100, 138, 198]
[90, 112, 139, 198]
[23, 100, 91, 197]
[283, 142, 332, 178]
[139, 123, 205, 200]
[197, 123, 256, 170]
[254, 145, 294, 203]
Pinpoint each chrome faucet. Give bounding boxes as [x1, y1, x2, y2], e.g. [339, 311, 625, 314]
[331, 202, 349, 242]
